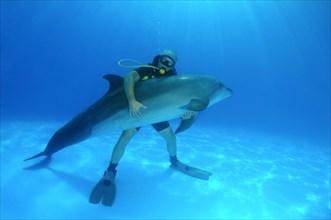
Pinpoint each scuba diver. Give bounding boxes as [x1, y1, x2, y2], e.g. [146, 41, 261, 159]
[89, 50, 212, 206]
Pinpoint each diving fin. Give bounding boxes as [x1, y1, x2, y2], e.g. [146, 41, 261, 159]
[89, 170, 116, 206]
[170, 161, 212, 180]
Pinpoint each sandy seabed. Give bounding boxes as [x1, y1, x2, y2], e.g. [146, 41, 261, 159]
[1, 121, 330, 219]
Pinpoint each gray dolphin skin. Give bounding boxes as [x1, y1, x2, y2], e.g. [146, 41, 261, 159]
[24, 74, 232, 161]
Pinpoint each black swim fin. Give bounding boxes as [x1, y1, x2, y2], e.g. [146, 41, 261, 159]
[170, 161, 212, 180]
[89, 170, 116, 207]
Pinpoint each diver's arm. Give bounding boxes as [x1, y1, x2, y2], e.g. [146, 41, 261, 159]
[124, 71, 139, 102]
[124, 71, 147, 118]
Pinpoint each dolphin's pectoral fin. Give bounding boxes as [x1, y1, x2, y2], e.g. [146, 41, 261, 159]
[175, 112, 200, 134]
[102, 74, 124, 95]
[181, 98, 209, 111]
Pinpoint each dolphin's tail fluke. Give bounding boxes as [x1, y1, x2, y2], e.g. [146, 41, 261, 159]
[24, 151, 47, 161]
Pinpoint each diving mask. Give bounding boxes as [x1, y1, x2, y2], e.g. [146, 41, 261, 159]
[160, 55, 175, 68]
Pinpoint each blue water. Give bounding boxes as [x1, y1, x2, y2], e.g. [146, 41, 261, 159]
[1, 1, 330, 219]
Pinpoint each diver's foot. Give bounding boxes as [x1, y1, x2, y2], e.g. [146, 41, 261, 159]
[89, 170, 116, 206]
[170, 161, 212, 180]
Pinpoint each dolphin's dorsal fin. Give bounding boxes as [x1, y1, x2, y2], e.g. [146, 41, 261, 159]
[103, 74, 124, 94]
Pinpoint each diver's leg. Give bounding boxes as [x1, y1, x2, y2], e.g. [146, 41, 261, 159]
[157, 126, 178, 162]
[110, 128, 138, 165]
[89, 128, 138, 206]
[106, 127, 138, 175]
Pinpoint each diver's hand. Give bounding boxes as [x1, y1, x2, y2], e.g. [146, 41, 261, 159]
[181, 111, 198, 120]
[129, 100, 147, 118]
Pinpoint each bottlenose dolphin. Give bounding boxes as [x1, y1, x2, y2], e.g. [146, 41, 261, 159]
[25, 74, 232, 161]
